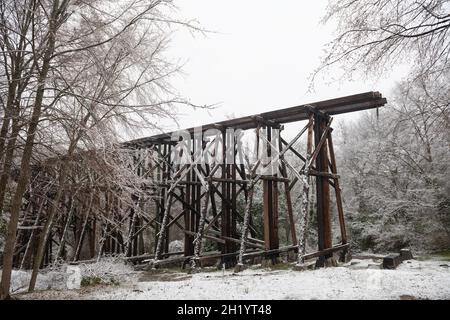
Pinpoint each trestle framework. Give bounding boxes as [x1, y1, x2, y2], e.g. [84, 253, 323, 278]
[126, 91, 387, 269]
[13, 91, 386, 270]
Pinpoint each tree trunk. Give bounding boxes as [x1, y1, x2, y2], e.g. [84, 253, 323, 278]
[53, 194, 76, 264]
[73, 194, 94, 262]
[29, 97, 92, 291]
[0, 0, 35, 216]
[0, 110, 22, 216]
[28, 164, 68, 291]
[20, 198, 45, 270]
[0, 71, 18, 161]
[0, 2, 59, 298]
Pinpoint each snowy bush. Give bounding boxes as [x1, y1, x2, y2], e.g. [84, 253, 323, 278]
[6, 269, 68, 293]
[79, 256, 136, 286]
[335, 78, 450, 253]
[0, 256, 137, 293]
[168, 240, 183, 252]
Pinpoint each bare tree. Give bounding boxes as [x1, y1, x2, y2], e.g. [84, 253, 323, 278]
[336, 77, 450, 252]
[0, 0, 38, 216]
[0, 0, 66, 299]
[0, 0, 203, 299]
[316, 0, 450, 83]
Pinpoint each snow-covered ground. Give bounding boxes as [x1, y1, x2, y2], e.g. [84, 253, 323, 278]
[11, 257, 450, 300]
[2, 257, 137, 294]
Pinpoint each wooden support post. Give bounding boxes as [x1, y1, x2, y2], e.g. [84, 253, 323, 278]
[263, 181, 279, 250]
[327, 131, 347, 245]
[184, 168, 194, 257]
[165, 143, 171, 253]
[134, 215, 141, 255]
[195, 166, 201, 233]
[231, 163, 237, 254]
[154, 193, 174, 261]
[235, 185, 254, 271]
[278, 138, 297, 246]
[295, 114, 314, 267]
[74, 207, 90, 261]
[89, 196, 98, 259]
[314, 114, 333, 268]
[72, 193, 94, 261]
[262, 127, 279, 265]
[159, 144, 167, 253]
[54, 193, 76, 264]
[327, 130, 350, 262]
[126, 198, 137, 257]
[20, 196, 44, 270]
[221, 129, 235, 267]
[190, 157, 197, 256]
[190, 188, 210, 270]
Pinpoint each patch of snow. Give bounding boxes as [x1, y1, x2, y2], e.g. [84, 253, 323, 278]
[6, 269, 63, 293]
[79, 256, 136, 285]
[2, 256, 137, 294]
[168, 240, 183, 253]
[66, 266, 81, 290]
[15, 259, 450, 300]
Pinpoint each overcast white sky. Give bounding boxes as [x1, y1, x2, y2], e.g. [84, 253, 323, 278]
[151, 1, 408, 139]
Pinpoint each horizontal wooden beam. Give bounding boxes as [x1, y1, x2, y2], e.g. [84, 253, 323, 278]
[123, 92, 387, 147]
[301, 243, 349, 261]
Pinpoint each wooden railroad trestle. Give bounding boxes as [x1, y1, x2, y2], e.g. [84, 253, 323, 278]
[13, 92, 386, 270]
